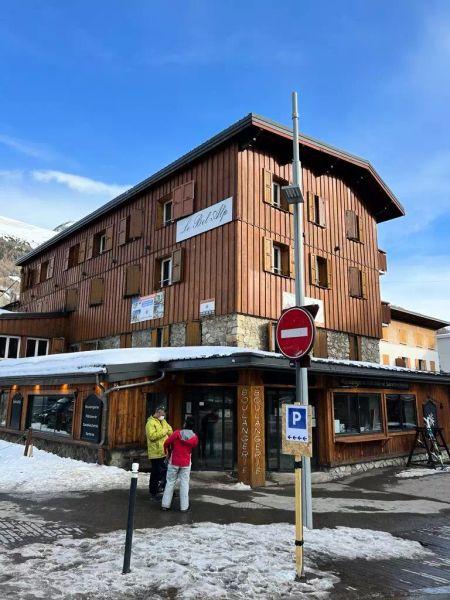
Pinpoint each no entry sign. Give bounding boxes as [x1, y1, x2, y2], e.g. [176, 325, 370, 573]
[276, 306, 316, 360]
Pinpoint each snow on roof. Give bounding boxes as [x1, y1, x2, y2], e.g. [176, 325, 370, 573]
[0, 215, 55, 248]
[0, 346, 279, 378]
[0, 346, 446, 380]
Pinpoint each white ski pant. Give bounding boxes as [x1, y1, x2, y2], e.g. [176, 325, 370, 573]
[162, 464, 191, 511]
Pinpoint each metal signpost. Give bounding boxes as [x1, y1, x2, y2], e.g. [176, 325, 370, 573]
[278, 91, 315, 580]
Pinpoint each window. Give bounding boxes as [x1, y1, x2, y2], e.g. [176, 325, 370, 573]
[151, 326, 169, 347]
[333, 393, 382, 435]
[272, 245, 282, 275]
[307, 191, 326, 227]
[87, 226, 113, 259]
[0, 336, 20, 358]
[395, 357, 410, 368]
[263, 169, 289, 211]
[348, 334, 361, 361]
[386, 394, 417, 431]
[155, 249, 183, 288]
[348, 267, 365, 298]
[345, 210, 361, 241]
[24, 268, 36, 290]
[310, 254, 331, 288]
[26, 394, 75, 436]
[163, 200, 173, 225]
[98, 233, 107, 254]
[26, 338, 49, 357]
[160, 257, 172, 287]
[0, 391, 8, 426]
[118, 210, 143, 244]
[416, 359, 427, 371]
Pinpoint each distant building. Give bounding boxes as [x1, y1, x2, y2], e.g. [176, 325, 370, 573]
[437, 329, 450, 373]
[380, 304, 448, 372]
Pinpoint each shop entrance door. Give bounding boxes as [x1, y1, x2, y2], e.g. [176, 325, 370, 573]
[183, 388, 235, 470]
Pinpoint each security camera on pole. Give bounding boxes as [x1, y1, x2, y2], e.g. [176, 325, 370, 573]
[278, 91, 315, 581]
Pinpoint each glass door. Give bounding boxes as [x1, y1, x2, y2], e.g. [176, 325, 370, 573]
[265, 389, 295, 471]
[183, 388, 235, 470]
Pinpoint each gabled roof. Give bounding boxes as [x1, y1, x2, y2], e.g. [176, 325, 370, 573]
[17, 113, 404, 266]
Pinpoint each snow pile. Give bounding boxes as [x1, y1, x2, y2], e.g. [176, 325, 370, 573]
[0, 440, 137, 494]
[231, 482, 252, 491]
[0, 214, 55, 248]
[396, 467, 450, 479]
[0, 522, 430, 600]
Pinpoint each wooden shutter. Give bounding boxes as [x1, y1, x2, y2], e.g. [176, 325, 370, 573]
[162, 326, 170, 347]
[263, 238, 273, 272]
[104, 226, 114, 252]
[382, 354, 390, 365]
[361, 270, 367, 298]
[86, 236, 94, 260]
[36, 263, 42, 283]
[171, 248, 183, 283]
[430, 360, 436, 372]
[267, 322, 276, 352]
[63, 247, 70, 270]
[415, 358, 420, 370]
[348, 267, 359, 297]
[186, 321, 201, 346]
[47, 257, 54, 279]
[151, 329, 158, 347]
[378, 250, 387, 272]
[172, 184, 185, 220]
[65, 288, 78, 312]
[318, 197, 326, 227]
[78, 239, 86, 263]
[326, 258, 332, 289]
[307, 192, 315, 222]
[381, 302, 391, 324]
[289, 246, 295, 278]
[118, 217, 128, 245]
[89, 278, 104, 306]
[263, 169, 272, 204]
[156, 200, 164, 228]
[120, 333, 132, 348]
[357, 215, 364, 243]
[310, 254, 318, 286]
[181, 181, 195, 217]
[313, 329, 328, 358]
[345, 210, 355, 239]
[395, 357, 405, 367]
[129, 209, 143, 239]
[51, 337, 65, 354]
[124, 264, 141, 297]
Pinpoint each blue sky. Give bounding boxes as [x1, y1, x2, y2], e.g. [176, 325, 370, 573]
[0, 1, 449, 319]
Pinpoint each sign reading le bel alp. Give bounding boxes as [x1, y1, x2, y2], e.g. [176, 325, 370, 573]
[285, 405, 309, 443]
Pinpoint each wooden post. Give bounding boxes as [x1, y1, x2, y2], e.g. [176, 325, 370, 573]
[24, 428, 33, 457]
[237, 371, 266, 487]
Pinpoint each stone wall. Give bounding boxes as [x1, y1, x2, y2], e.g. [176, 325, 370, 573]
[97, 335, 120, 350]
[326, 331, 350, 360]
[200, 314, 270, 349]
[131, 329, 151, 347]
[360, 336, 380, 363]
[170, 323, 186, 347]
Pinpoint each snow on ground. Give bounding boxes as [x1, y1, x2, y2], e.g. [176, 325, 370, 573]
[0, 522, 430, 600]
[396, 467, 450, 479]
[0, 214, 55, 247]
[0, 440, 136, 494]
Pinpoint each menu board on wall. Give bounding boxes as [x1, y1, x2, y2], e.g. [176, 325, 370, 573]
[80, 394, 103, 443]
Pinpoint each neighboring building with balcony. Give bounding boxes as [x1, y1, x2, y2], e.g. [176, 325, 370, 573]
[380, 304, 448, 372]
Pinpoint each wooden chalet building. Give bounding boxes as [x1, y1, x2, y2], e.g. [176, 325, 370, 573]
[0, 113, 449, 485]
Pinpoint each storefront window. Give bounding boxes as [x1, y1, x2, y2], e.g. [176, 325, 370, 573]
[334, 393, 382, 435]
[26, 395, 74, 436]
[386, 394, 417, 431]
[0, 391, 8, 427]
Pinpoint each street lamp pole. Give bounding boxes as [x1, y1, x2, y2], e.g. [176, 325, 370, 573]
[291, 91, 313, 531]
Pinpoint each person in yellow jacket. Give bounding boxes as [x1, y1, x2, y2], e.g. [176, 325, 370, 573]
[146, 407, 173, 499]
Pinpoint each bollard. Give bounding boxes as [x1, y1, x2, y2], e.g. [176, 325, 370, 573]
[122, 462, 139, 574]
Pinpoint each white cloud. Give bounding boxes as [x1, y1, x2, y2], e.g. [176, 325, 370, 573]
[0, 134, 58, 161]
[32, 170, 129, 197]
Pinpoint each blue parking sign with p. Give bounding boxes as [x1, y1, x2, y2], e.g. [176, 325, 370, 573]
[285, 405, 308, 442]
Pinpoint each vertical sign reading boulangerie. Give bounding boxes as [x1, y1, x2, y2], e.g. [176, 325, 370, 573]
[237, 385, 266, 487]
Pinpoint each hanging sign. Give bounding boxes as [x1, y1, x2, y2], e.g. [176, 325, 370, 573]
[130, 292, 164, 324]
[282, 404, 313, 457]
[80, 394, 103, 443]
[176, 197, 233, 242]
